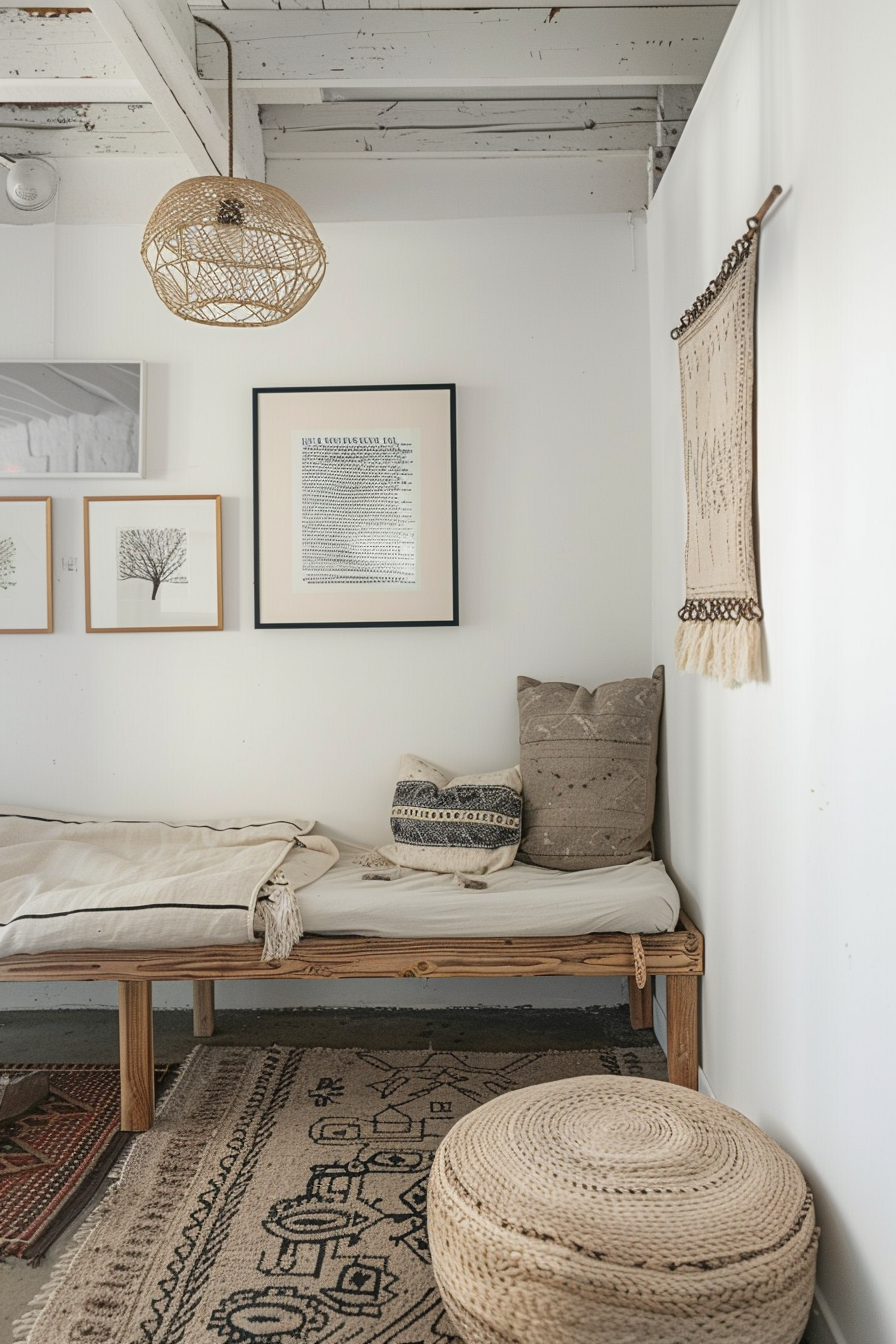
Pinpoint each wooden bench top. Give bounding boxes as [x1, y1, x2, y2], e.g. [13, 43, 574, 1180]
[0, 916, 703, 982]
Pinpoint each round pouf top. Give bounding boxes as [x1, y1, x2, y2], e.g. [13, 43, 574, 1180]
[427, 1075, 818, 1344]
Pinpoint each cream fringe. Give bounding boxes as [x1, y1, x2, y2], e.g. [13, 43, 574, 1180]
[257, 869, 303, 961]
[13, 1195, 111, 1342]
[674, 618, 763, 689]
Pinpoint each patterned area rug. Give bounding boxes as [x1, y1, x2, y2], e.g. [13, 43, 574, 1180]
[0, 1063, 168, 1262]
[16, 1043, 667, 1343]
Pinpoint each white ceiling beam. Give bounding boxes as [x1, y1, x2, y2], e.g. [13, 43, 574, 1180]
[89, 0, 265, 179]
[264, 127, 660, 157]
[0, 99, 180, 155]
[0, 78, 147, 102]
[0, 103, 166, 132]
[230, 88, 265, 179]
[0, 128, 181, 156]
[235, 86, 325, 105]
[190, 0, 731, 9]
[319, 84, 661, 102]
[261, 96, 672, 155]
[196, 7, 735, 87]
[263, 98, 661, 131]
[0, 10, 129, 79]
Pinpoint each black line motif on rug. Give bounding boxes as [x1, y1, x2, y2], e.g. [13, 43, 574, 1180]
[206, 1053, 539, 1342]
[138, 1051, 615, 1343]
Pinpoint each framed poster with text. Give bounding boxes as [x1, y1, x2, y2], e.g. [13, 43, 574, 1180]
[253, 384, 457, 628]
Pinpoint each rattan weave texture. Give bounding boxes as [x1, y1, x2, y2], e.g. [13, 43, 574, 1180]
[428, 1075, 818, 1343]
[141, 176, 326, 327]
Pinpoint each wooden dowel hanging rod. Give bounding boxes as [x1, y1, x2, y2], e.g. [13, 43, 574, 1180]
[746, 185, 782, 235]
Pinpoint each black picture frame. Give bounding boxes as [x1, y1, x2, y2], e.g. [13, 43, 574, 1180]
[253, 383, 458, 629]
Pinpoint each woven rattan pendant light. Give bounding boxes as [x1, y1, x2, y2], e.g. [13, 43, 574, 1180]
[141, 17, 325, 327]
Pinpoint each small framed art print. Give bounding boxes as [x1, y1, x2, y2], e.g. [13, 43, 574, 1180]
[253, 383, 458, 628]
[84, 495, 222, 633]
[0, 362, 145, 478]
[0, 496, 52, 633]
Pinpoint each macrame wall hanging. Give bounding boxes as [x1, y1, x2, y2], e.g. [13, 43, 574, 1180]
[671, 185, 781, 688]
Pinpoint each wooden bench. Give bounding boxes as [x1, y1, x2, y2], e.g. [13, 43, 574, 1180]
[0, 912, 703, 1130]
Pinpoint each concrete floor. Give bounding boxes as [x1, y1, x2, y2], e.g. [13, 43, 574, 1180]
[0, 1005, 658, 1338]
[0, 1002, 654, 1063]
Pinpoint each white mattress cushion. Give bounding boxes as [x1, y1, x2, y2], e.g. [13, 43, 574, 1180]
[298, 843, 680, 939]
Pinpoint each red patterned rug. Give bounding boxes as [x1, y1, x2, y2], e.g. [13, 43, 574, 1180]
[0, 1062, 168, 1262]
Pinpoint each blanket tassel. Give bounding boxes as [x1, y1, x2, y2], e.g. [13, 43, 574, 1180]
[257, 872, 303, 961]
[675, 618, 763, 689]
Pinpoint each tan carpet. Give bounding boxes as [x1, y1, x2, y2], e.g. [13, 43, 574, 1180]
[15, 1043, 667, 1343]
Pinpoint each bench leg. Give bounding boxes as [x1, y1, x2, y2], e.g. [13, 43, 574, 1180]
[118, 981, 154, 1131]
[666, 974, 699, 1090]
[193, 980, 215, 1037]
[627, 975, 654, 1030]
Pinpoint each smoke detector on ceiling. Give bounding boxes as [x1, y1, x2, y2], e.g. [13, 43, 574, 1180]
[2, 157, 58, 212]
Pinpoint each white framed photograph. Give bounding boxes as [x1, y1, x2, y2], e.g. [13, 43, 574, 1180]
[84, 495, 222, 633]
[0, 362, 145, 478]
[0, 496, 52, 633]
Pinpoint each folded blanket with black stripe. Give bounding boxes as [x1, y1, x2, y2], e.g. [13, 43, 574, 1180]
[0, 807, 338, 960]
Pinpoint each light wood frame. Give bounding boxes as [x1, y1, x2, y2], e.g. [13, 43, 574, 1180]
[84, 495, 223, 633]
[0, 496, 53, 633]
[0, 914, 703, 1131]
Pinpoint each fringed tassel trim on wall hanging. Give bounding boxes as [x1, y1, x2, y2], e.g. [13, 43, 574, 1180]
[674, 616, 763, 689]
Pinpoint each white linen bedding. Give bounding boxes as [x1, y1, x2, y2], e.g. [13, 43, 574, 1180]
[0, 809, 679, 959]
[0, 807, 338, 957]
[296, 843, 680, 939]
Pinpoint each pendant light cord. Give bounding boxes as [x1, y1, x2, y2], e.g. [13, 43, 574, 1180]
[194, 15, 234, 179]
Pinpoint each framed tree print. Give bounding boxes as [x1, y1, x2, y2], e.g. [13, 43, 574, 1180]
[84, 495, 222, 632]
[253, 384, 457, 628]
[0, 496, 52, 633]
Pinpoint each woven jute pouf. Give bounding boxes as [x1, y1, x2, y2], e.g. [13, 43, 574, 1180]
[428, 1075, 818, 1344]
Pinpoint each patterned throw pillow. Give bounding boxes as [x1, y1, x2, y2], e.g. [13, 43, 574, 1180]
[517, 667, 664, 871]
[377, 755, 523, 876]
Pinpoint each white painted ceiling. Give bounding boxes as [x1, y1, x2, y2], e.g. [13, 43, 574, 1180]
[0, 1, 737, 219]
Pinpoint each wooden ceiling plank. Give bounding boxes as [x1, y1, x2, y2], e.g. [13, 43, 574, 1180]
[263, 124, 661, 156]
[0, 77, 147, 101]
[315, 83, 662, 103]
[191, 0, 732, 9]
[89, 0, 264, 178]
[260, 97, 662, 132]
[196, 7, 736, 87]
[0, 102, 167, 132]
[658, 82, 699, 142]
[0, 10, 128, 80]
[0, 127, 180, 154]
[231, 86, 265, 179]
[187, 0, 283, 8]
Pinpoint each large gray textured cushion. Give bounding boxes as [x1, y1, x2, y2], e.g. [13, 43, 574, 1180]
[517, 667, 664, 871]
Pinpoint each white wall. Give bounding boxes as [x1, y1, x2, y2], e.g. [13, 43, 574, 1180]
[0, 173, 653, 1008]
[648, 1, 896, 1341]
